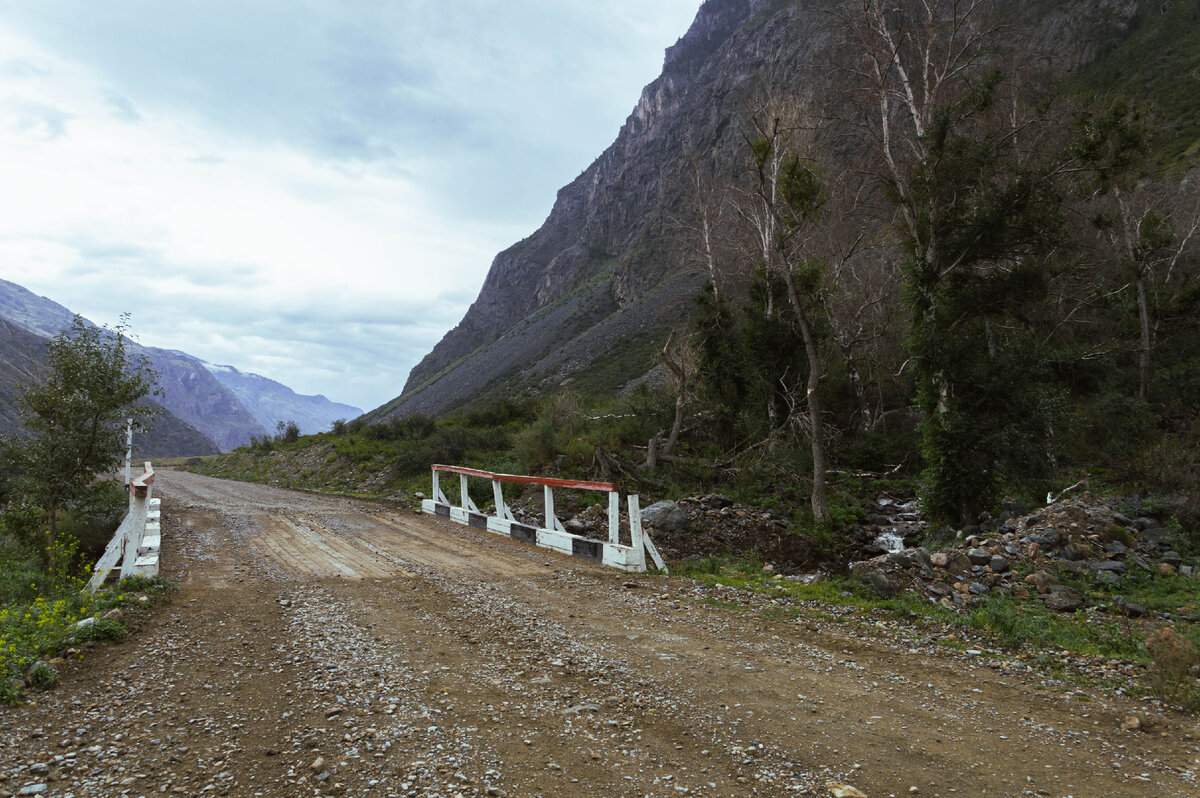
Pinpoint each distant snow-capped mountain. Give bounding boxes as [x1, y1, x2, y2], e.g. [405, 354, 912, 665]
[199, 361, 361, 435]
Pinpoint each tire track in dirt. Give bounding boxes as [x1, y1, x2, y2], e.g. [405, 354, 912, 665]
[2, 470, 1197, 798]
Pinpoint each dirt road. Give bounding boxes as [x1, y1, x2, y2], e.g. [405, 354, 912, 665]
[2, 471, 1197, 797]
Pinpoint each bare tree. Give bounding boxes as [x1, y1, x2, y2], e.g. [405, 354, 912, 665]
[1089, 178, 1200, 401]
[728, 91, 833, 525]
[667, 157, 732, 301]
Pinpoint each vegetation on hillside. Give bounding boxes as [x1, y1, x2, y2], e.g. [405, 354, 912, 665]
[0, 314, 163, 703]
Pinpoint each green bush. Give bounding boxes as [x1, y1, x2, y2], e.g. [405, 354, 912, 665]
[73, 618, 126, 643]
[25, 660, 58, 691]
[513, 393, 588, 471]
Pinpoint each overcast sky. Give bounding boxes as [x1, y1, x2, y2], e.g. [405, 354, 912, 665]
[0, 1, 701, 412]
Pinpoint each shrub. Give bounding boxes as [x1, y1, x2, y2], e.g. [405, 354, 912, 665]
[25, 660, 58, 691]
[72, 617, 126, 643]
[1146, 626, 1200, 706]
[512, 394, 588, 471]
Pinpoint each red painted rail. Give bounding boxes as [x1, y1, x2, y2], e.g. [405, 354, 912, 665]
[431, 464, 616, 493]
[131, 462, 155, 497]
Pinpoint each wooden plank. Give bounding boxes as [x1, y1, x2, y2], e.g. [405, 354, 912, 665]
[535, 527, 574, 555]
[628, 494, 646, 572]
[121, 494, 148, 580]
[602, 545, 638, 571]
[492, 479, 506, 520]
[132, 553, 159, 576]
[643, 531, 668, 573]
[432, 464, 616, 492]
[607, 492, 620, 545]
[421, 484, 646, 572]
[87, 514, 133, 591]
[543, 485, 556, 532]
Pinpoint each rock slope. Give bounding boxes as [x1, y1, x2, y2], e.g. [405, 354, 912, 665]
[372, 0, 1147, 420]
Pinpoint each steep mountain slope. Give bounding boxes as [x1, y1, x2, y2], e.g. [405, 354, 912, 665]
[0, 279, 266, 450]
[0, 317, 48, 434]
[370, 0, 1161, 421]
[201, 362, 361, 435]
[0, 316, 219, 457]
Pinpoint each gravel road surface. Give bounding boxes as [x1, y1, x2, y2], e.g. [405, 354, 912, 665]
[2, 470, 1197, 797]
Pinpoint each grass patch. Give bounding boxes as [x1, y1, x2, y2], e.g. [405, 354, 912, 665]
[673, 555, 1181, 695]
[0, 541, 176, 705]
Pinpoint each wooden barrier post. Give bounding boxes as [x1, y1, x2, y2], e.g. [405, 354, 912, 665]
[492, 478, 507, 519]
[120, 462, 155, 580]
[421, 464, 666, 574]
[627, 494, 646, 571]
[607, 492, 620, 545]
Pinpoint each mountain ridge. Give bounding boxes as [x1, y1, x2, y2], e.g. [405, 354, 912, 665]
[373, 0, 1158, 422]
[0, 278, 360, 451]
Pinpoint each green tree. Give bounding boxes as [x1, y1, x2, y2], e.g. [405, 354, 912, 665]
[848, 0, 1068, 524]
[7, 315, 157, 549]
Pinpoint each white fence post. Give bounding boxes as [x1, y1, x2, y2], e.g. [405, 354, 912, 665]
[492, 478, 507, 520]
[420, 464, 665, 574]
[608, 491, 620, 545]
[628, 494, 646, 571]
[543, 485, 555, 529]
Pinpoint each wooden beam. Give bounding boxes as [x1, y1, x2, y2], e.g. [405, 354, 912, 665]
[432, 464, 616, 493]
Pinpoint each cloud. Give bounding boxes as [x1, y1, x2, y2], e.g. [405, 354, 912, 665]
[104, 91, 141, 123]
[0, 1, 703, 410]
[2, 97, 71, 140]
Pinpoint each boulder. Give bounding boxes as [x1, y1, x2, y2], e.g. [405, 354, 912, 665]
[967, 547, 992, 566]
[640, 501, 689, 533]
[1057, 545, 1082, 561]
[1112, 597, 1147, 618]
[1090, 560, 1127, 574]
[1024, 570, 1058, 594]
[1043, 586, 1084, 612]
[861, 570, 897, 598]
[989, 555, 1010, 573]
[700, 494, 734, 509]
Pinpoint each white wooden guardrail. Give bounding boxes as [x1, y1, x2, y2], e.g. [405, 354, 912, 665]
[86, 461, 160, 591]
[421, 464, 667, 574]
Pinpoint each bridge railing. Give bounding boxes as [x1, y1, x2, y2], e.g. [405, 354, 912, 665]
[423, 464, 666, 573]
[87, 461, 160, 591]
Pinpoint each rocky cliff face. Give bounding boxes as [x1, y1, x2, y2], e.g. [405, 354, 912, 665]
[372, 0, 1148, 421]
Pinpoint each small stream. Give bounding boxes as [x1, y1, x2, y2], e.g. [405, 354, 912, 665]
[867, 497, 926, 554]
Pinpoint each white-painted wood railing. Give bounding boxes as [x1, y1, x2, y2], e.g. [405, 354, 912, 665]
[87, 461, 160, 591]
[422, 464, 666, 573]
